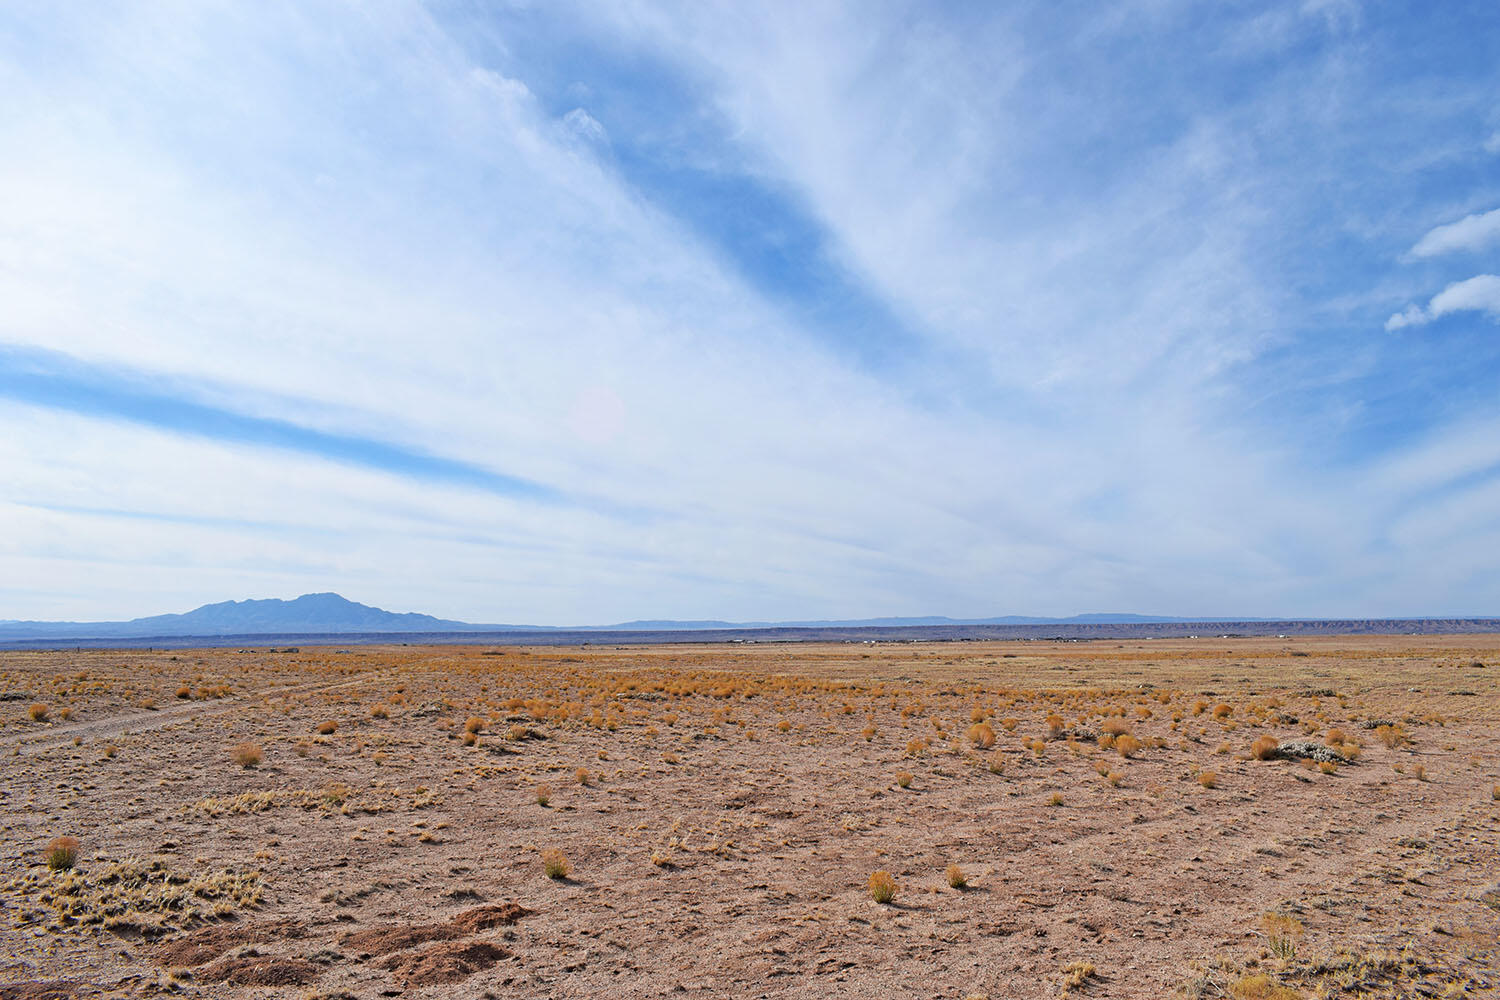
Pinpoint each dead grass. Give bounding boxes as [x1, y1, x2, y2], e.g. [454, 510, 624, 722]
[868, 870, 896, 904]
[541, 848, 570, 880]
[45, 836, 79, 871]
[231, 742, 263, 768]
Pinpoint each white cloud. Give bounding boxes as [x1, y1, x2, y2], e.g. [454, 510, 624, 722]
[1410, 207, 1500, 257]
[1484, 131, 1500, 154]
[1386, 275, 1500, 330]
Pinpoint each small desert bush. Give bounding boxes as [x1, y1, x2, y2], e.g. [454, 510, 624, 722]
[868, 870, 896, 904]
[895, 771, 913, 788]
[58, 707, 72, 721]
[46, 836, 80, 871]
[946, 864, 967, 889]
[1228, 973, 1300, 1000]
[1000, 717, 1018, 732]
[464, 716, 484, 734]
[176, 686, 192, 699]
[1101, 718, 1131, 737]
[28, 704, 48, 722]
[1198, 771, 1218, 788]
[1115, 734, 1141, 758]
[315, 720, 337, 735]
[1106, 771, 1123, 787]
[1251, 735, 1279, 760]
[1048, 792, 1064, 807]
[371, 704, 389, 719]
[1492, 784, 1499, 801]
[1319, 760, 1338, 774]
[461, 731, 477, 746]
[535, 784, 552, 807]
[861, 724, 876, 742]
[231, 743, 263, 768]
[1261, 912, 1304, 961]
[967, 722, 996, 748]
[1411, 763, 1427, 781]
[541, 848, 570, 879]
[987, 753, 1004, 774]
[1374, 724, 1407, 748]
[1029, 739, 1047, 757]
[1062, 960, 1095, 991]
[575, 767, 589, 785]
[1212, 704, 1233, 719]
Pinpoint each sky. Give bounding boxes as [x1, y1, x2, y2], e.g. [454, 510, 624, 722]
[2, 0, 1500, 625]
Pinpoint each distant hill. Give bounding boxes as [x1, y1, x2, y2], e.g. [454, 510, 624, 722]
[0, 593, 1267, 641]
[0, 592, 527, 640]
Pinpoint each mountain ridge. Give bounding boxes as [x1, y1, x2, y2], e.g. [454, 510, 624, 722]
[0, 592, 1274, 640]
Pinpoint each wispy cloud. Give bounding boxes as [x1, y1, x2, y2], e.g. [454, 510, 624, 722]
[1410, 207, 1500, 258]
[1387, 275, 1500, 330]
[2, 1, 1499, 622]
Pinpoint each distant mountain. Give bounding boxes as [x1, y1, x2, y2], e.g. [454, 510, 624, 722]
[0, 592, 531, 640]
[0, 593, 1268, 642]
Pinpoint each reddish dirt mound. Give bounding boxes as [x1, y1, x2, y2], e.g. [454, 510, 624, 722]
[342, 901, 532, 956]
[447, 902, 532, 933]
[0, 983, 80, 1000]
[198, 956, 322, 987]
[153, 918, 306, 967]
[340, 923, 460, 956]
[380, 941, 509, 986]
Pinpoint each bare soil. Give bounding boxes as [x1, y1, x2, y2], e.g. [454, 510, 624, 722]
[0, 637, 1497, 998]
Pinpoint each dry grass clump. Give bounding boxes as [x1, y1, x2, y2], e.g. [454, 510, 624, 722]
[541, 848, 570, 880]
[371, 703, 390, 719]
[28, 703, 49, 722]
[946, 864, 967, 889]
[1114, 733, 1142, 758]
[868, 870, 896, 904]
[9, 857, 262, 935]
[1251, 735, 1280, 760]
[535, 784, 552, 807]
[1101, 718, 1131, 737]
[966, 721, 996, 748]
[1048, 792, 1064, 807]
[315, 720, 337, 735]
[1227, 973, 1300, 1000]
[231, 743, 263, 768]
[861, 723, 876, 742]
[1061, 960, 1096, 991]
[1198, 771, 1218, 788]
[464, 716, 484, 735]
[1374, 724, 1408, 748]
[46, 836, 80, 871]
[1262, 912, 1304, 961]
[575, 767, 589, 785]
[895, 770, 913, 788]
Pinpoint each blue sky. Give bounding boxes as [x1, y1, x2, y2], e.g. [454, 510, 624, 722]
[3, 0, 1500, 623]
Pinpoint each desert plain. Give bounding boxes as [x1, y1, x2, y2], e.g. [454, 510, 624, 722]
[0, 635, 1497, 999]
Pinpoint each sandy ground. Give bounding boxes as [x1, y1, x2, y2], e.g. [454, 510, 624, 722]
[0, 636, 1497, 999]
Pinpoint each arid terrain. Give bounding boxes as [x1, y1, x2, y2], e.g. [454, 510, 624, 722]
[1, 636, 1497, 999]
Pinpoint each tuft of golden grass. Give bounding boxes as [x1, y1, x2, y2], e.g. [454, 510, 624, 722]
[868, 870, 896, 904]
[1198, 770, 1218, 788]
[1061, 960, 1095, 991]
[1115, 733, 1142, 758]
[1106, 771, 1123, 787]
[464, 716, 484, 734]
[1228, 973, 1300, 1000]
[966, 722, 996, 748]
[315, 720, 337, 736]
[176, 685, 192, 699]
[1251, 735, 1279, 760]
[1261, 912, 1304, 961]
[1411, 763, 1427, 781]
[861, 724, 876, 742]
[1492, 784, 1499, 801]
[231, 743, 263, 768]
[535, 784, 552, 807]
[575, 767, 590, 785]
[1048, 791, 1064, 807]
[946, 864, 967, 889]
[1319, 760, 1338, 774]
[371, 703, 390, 719]
[895, 770, 913, 788]
[1375, 723, 1408, 748]
[541, 848, 570, 880]
[46, 836, 80, 871]
[28, 703, 49, 722]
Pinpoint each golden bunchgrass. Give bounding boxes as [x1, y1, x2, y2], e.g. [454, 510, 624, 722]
[868, 870, 896, 904]
[231, 743, 263, 768]
[541, 848, 570, 880]
[45, 836, 80, 871]
[946, 864, 967, 889]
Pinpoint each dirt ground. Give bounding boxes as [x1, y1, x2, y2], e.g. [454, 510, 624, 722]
[0, 635, 1497, 999]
